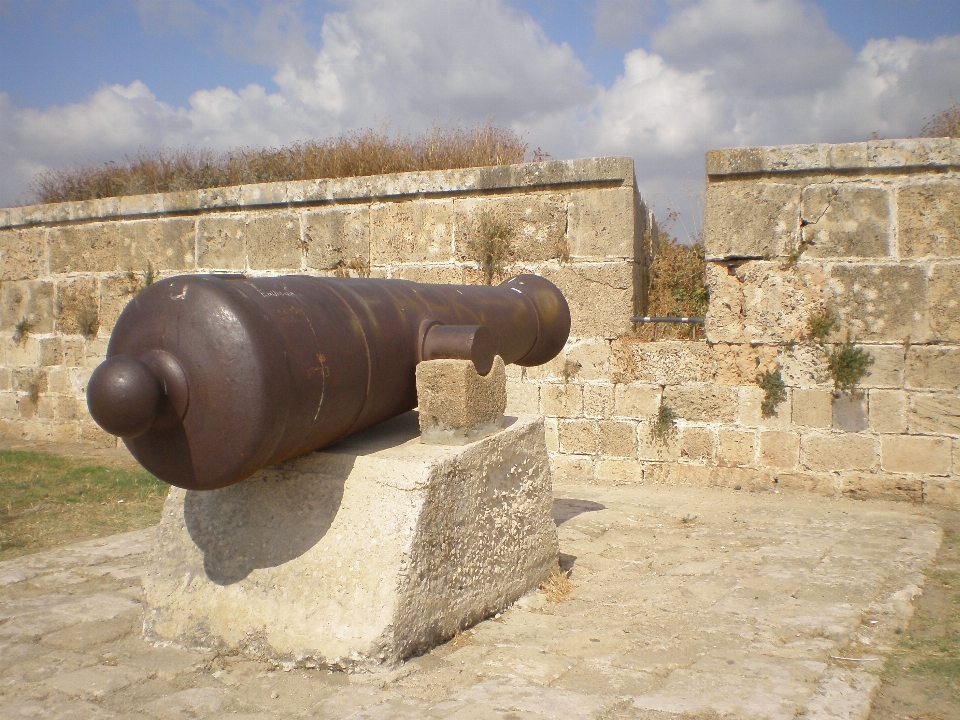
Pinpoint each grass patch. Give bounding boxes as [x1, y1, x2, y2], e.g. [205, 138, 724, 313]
[806, 309, 837, 344]
[540, 565, 576, 603]
[637, 236, 707, 341]
[27, 124, 531, 205]
[0, 450, 167, 561]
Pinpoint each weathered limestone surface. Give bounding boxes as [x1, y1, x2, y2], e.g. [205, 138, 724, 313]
[143, 412, 557, 669]
[416, 357, 507, 444]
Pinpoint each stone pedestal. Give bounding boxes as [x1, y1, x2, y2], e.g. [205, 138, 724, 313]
[142, 412, 558, 670]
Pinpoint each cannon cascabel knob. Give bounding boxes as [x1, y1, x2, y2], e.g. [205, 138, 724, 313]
[87, 355, 165, 438]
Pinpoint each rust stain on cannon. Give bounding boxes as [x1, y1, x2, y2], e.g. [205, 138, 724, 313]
[87, 274, 571, 491]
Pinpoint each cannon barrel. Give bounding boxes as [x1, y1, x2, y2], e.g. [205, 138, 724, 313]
[86, 274, 570, 491]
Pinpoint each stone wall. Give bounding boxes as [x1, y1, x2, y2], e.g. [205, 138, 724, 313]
[0, 157, 653, 450]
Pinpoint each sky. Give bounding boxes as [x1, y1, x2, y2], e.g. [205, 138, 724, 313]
[1, 0, 959, 235]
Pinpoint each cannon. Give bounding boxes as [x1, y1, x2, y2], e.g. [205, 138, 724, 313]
[86, 274, 570, 491]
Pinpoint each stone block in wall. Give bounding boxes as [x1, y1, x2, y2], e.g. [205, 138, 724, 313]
[566, 187, 636, 259]
[929, 265, 960, 342]
[56, 278, 99, 338]
[840, 472, 922, 503]
[869, 390, 907, 433]
[538, 263, 633, 338]
[543, 417, 559, 452]
[662, 385, 738, 423]
[595, 459, 642, 484]
[897, 182, 960, 257]
[390, 264, 464, 284]
[371, 200, 454, 265]
[564, 339, 612, 381]
[0, 280, 54, 333]
[680, 427, 716, 463]
[541, 383, 583, 418]
[613, 383, 660, 418]
[705, 261, 823, 344]
[558, 419, 599, 454]
[583, 384, 614, 418]
[80, 422, 117, 448]
[774, 472, 839, 497]
[62, 339, 84, 367]
[84, 338, 108, 368]
[801, 434, 880, 472]
[908, 392, 960, 436]
[45, 367, 71, 394]
[832, 394, 867, 432]
[550, 454, 595, 482]
[598, 420, 637, 458]
[0, 228, 46, 281]
[611, 340, 714, 385]
[505, 382, 540, 415]
[37, 396, 55, 420]
[636, 421, 679, 462]
[704, 181, 801, 259]
[881, 435, 951, 475]
[454, 195, 566, 264]
[246, 214, 301, 270]
[38, 338, 62, 367]
[858, 345, 903, 389]
[197, 216, 245, 270]
[49, 223, 121, 273]
[905, 346, 960, 390]
[712, 343, 779, 386]
[759, 431, 800, 469]
[522, 351, 567, 382]
[717, 428, 755, 467]
[51, 423, 79, 444]
[119, 218, 196, 272]
[99, 276, 141, 335]
[737, 386, 793, 428]
[0, 369, 9, 391]
[303, 206, 370, 272]
[924, 478, 960, 508]
[800, 184, 891, 258]
[0, 393, 17, 419]
[792, 389, 832, 428]
[54, 396, 81, 422]
[825, 265, 928, 342]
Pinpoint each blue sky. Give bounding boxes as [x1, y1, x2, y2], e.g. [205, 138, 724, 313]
[1, 0, 959, 227]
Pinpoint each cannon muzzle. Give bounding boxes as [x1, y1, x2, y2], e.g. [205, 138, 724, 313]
[87, 274, 570, 490]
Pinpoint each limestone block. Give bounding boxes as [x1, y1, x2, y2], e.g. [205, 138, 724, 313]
[98, 275, 141, 334]
[45, 367, 71, 394]
[801, 434, 880, 472]
[775, 345, 824, 389]
[0, 369, 9, 391]
[38, 338, 62, 367]
[759, 431, 800, 469]
[825, 265, 928, 342]
[908, 392, 960, 436]
[62, 339, 84, 367]
[302, 206, 370, 272]
[564, 339, 612, 381]
[505, 381, 540, 415]
[636, 420, 680, 462]
[197, 216, 245, 270]
[550, 454, 595, 482]
[371, 200, 454, 265]
[143, 412, 557, 669]
[929, 265, 960, 342]
[612, 340, 714, 385]
[869, 390, 906, 433]
[800, 184, 891, 258]
[597, 420, 638, 458]
[595, 459, 642, 484]
[543, 417, 559, 451]
[246, 214, 301, 270]
[0, 228, 46, 280]
[0, 280, 54, 333]
[540, 383, 583, 418]
[49, 223, 121, 273]
[712, 343, 780, 386]
[897, 182, 960, 257]
[792, 389, 832, 428]
[55, 278, 99, 337]
[0, 393, 16, 418]
[416, 357, 506, 444]
[51, 423, 79, 444]
[663, 385, 738, 423]
[738, 386, 793, 428]
[538, 263, 633, 338]
[84, 338, 108, 367]
[79, 422, 117, 448]
[5, 337, 39, 367]
[832, 394, 867, 432]
[774, 472, 839, 497]
[522, 350, 567, 382]
[566, 187, 636, 259]
[905, 346, 960, 390]
[36, 396, 55, 420]
[840, 472, 922, 503]
[881, 435, 951, 475]
[860, 345, 903, 388]
[559, 419, 599, 454]
[924, 477, 960, 508]
[613, 383, 660, 418]
[717, 429, 755, 467]
[54, 396, 81, 422]
[680, 427, 717, 463]
[706, 261, 824, 344]
[454, 194, 566, 263]
[704, 180, 801, 259]
[390, 264, 464, 284]
[583, 384, 614, 418]
[119, 218, 196, 272]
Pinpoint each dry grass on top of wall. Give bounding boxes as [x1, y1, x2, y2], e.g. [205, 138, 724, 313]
[633, 234, 708, 341]
[920, 103, 960, 138]
[27, 124, 538, 205]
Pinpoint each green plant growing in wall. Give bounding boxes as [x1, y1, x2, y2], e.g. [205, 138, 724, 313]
[144, 261, 156, 288]
[554, 236, 571, 265]
[651, 402, 677, 444]
[757, 368, 787, 418]
[468, 212, 514, 285]
[12, 318, 34, 347]
[807, 309, 837, 344]
[828, 334, 874, 395]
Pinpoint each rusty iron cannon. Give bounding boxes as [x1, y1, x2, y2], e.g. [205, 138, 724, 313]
[86, 274, 570, 491]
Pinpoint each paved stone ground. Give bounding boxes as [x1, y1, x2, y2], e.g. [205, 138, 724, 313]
[0, 482, 943, 719]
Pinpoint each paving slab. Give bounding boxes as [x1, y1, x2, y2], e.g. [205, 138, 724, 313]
[0, 482, 942, 719]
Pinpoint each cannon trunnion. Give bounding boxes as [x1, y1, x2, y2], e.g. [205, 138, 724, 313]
[87, 274, 570, 491]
